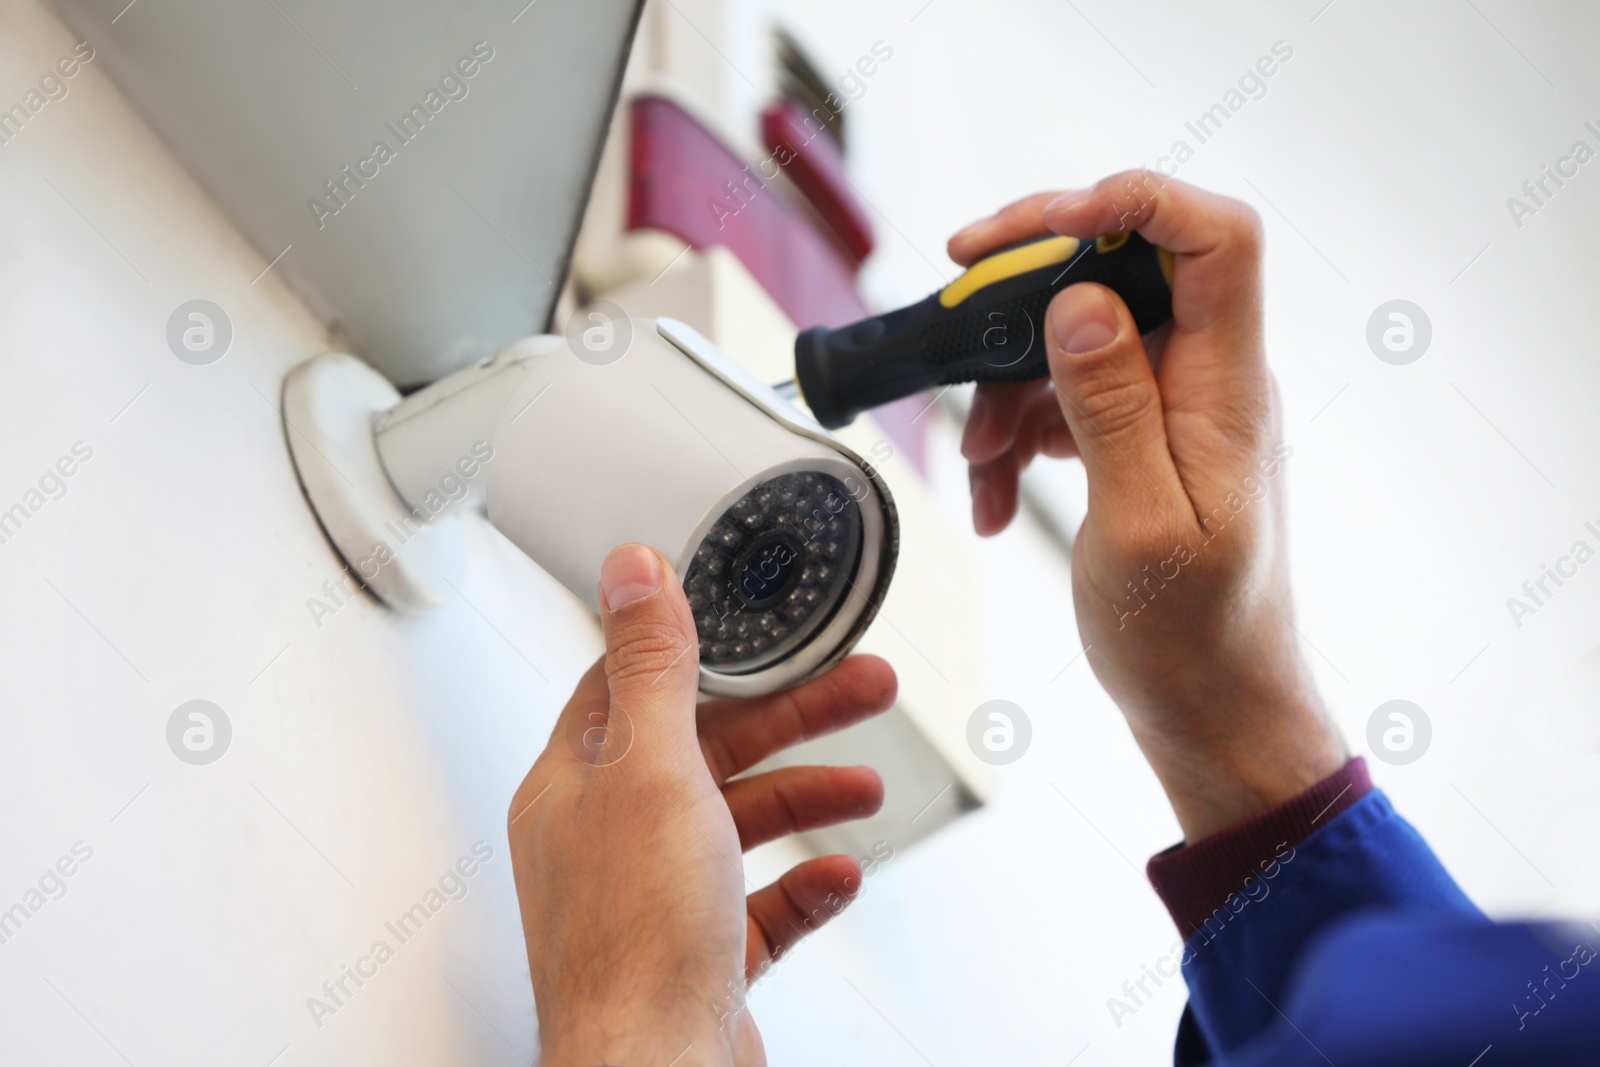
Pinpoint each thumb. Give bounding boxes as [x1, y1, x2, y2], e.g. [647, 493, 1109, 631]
[1045, 284, 1185, 519]
[596, 542, 703, 760]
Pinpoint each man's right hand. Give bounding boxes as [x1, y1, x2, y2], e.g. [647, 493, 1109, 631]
[949, 172, 1346, 841]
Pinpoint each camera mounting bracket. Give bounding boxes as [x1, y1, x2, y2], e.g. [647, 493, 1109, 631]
[281, 336, 562, 611]
[282, 353, 465, 611]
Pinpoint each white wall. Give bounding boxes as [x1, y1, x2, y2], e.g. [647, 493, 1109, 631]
[3, 0, 1597, 1065]
[679, 1, 1600, 1064]
[0, 1, 599, 1062]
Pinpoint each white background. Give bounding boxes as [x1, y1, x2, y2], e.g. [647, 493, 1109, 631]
[0, 0, 1596, 1065]
[715, 1, 1600, 1064]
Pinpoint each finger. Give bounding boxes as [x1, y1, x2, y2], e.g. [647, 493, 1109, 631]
[697, 655, 896, 782]
[1045, 284, 1187, 523]
[1002, 388, 1080, 463]
[745, 854, 863, 979]
[961, 380, 1041, 464]
[1041, 171, 1264, 339]
[947, 190, 1066, 266]
[968, 392, 1078, 536]
[969, 449, 1020, 537]
[722, 765, 884, 850]
[1046, 173, 1272, 506]
[1020, 389, 1080, 460]
[596, 543, 702, 765]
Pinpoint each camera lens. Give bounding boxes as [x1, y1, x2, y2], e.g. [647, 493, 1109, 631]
[682, 471, 864, 674]
[730, 530, 806, 610]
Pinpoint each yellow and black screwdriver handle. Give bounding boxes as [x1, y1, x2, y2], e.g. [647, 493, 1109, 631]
[794, 232, 1174, 429]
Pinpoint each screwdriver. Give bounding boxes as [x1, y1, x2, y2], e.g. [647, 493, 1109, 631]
[786, 231, 1174, 429]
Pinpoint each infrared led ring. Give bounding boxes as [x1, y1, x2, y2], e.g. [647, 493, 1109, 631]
[682, 471, 864, 675]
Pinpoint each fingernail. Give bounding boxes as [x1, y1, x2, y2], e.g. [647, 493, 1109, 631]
[1053, 287, 1119, 355]
[1044, 189, 1092, 215]
[600, 543, 661, 610]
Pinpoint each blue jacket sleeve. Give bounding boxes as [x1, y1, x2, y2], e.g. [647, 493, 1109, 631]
[1174, 789, 1483, 1063]
[1217, 915, 1600, 1066]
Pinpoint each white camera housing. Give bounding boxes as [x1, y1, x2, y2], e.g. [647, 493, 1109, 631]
[283, 318, 899, 697]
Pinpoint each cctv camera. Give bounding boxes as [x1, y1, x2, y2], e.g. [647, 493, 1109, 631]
[282, 317, 899, 697]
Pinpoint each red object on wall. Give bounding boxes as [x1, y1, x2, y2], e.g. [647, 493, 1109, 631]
[626, 95, 868, 330]
[760, 99, 875, 264]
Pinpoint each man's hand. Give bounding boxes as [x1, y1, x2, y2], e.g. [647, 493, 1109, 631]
[509, 543, 897, 1067]
[950, 172, 1345, 840]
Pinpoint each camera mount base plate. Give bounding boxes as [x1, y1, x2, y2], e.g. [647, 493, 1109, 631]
[282, 353, 464, 611]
